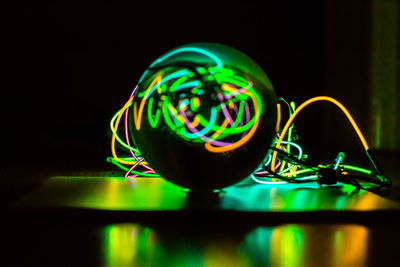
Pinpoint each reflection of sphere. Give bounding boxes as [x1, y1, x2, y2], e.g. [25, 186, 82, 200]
[130, 43, 277, 190]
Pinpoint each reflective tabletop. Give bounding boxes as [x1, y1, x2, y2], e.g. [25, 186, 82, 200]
[5, 174, 400, 266]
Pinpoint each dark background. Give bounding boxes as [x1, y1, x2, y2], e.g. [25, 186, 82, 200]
[3, 0, 399, 188]
[3, 3, 400, 266]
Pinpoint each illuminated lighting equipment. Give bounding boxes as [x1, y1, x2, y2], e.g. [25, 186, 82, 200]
[110, 43, 277, 190]
[109, 44, 391, 192]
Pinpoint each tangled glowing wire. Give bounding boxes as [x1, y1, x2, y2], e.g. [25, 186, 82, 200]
[108, 47, 390, 190]
[132, 66, 262, 153]
[109, 83, 390, 190]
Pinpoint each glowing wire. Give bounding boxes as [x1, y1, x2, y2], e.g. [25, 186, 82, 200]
[271, 96, 370, 171]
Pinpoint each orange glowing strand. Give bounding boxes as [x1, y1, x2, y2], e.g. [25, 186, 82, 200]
[271, 96, 370, 171]
[205, 89, 261, 153]
[191, 115, 200, 128]
[210, 117, 230, 140]
[135, 74, 162, 130]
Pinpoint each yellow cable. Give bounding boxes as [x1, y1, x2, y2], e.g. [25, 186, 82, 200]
[111, 96, 147, 166]
[271, 96, 369, 170]
[276, 103, 281, 132]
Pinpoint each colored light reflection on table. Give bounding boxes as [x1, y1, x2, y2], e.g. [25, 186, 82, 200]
[16, 176, 186, 210]
[16, 175, 400, 211]
[221, 181, 399, 211]
[102, 223, 369, 267]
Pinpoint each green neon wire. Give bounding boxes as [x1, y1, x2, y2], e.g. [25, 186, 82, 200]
[147, 97, 161, 128]
[162, 100, 178, 131]
[178, 107, 218, 141]
[169, 75, 188, 92]
[196, 67, 207, 74]
[214, 97, 241, 112]
[108, 157, 130, 171]
[138, 69, 191, 98]
[190, 98, 199, 112]
[196, 114, 256, 135]
[216, 75, 247, 89]
[279, 101, 295, 172]
[341, 165, 372, 175]
[280, 168, 314, 177]
[277, 141, 303, 175]
[211, 67, 235, 76]
[197, 87, 262, 136]
[110, 105, 140, 153]
[107, 157, 159, 177]
[288, 101, 296, 152]
[168, 105, 184, 128]
[231, 98, 245, 128]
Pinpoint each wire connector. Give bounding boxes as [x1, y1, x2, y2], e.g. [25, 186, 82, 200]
[317, 167, 341, 185]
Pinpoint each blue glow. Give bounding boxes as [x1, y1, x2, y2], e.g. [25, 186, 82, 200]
[144, 69, 191, 100]
[174, 81, 202, 91]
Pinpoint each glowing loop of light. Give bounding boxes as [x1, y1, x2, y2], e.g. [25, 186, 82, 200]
[133, 66, 264, 153]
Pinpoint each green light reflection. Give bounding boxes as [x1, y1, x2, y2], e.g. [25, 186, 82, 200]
[102, 223, 369, 267]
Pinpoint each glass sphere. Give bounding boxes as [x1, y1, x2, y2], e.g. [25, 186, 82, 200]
[130, 43, 277, 190]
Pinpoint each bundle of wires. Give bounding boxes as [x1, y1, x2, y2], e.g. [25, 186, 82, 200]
[107, 85, 158, 179]
[251, 96, 391, 191]
[109, 91, 391, 191]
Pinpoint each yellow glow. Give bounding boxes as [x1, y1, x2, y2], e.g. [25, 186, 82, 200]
[333, 226, 368, 266]
[111, 98, 137, 165]
[271, 96, 370, 170]
[288, 165, 298, 177]
[169, 103, 185, 124]
[111, 97, 148, 165]
[270, 225, 303, 267]
[276, 103, 281, 132]
[135, 74, 162, 130]
[210, 117, 230, 140]
[191, 115, 200, 128]
[193, 97, 200, 109]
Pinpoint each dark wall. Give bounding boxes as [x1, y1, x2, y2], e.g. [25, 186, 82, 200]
[4, 1, 325, 170]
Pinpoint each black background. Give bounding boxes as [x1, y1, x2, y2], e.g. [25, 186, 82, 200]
[4, 1, 327, 172]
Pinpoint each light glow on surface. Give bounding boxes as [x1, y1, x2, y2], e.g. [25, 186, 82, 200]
[101, 223, 370, 267]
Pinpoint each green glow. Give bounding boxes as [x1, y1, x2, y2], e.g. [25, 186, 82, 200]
[280, 168, 314, 177]
[136, 64, 263, 151]
[190, 98, 199, 112]
[196, 66, 207, 74]
[107, 157, 159, 177]
[175, 81, 201, 91]
[138, 69, 190, 99]
[169, 75, 188, 92]
[110, 104, 139, 153]
[341, 165, 372, 175]
[178, 108, 217, 140]
[272, 225, 304, 267]
[148, 97, 161, 128]
[162, 100, 178, 131]
[281, 101, 296, 172]
[149, 47, 224, 70]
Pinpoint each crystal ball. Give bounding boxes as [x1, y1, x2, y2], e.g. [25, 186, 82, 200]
[130, 43, 277, 190]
